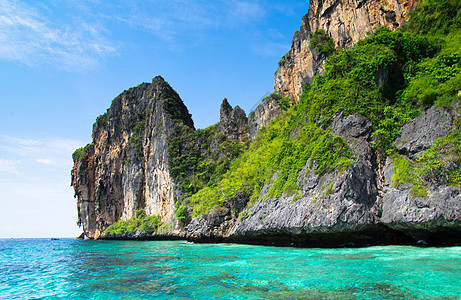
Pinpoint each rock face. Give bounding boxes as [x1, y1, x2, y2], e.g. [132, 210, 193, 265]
[394, 107, 453, 159]
[71, 83, 279, 239]
[72, 81, 460, 245]
[275, 0, 417, 100]
[71, 76, 193, 239]
[247, 95, 284, 140]
[219, 98, 248, 142]
[233, 111, 379, 244]
[184, 111, 382, 246]
[380, 159, 461, 243]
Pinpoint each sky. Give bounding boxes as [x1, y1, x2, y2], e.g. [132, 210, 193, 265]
[0, 0, 308, 238]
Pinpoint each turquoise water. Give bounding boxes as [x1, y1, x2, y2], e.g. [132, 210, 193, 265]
[0, 239, 460, 299]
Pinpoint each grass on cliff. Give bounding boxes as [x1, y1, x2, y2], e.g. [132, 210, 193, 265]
[72, 143, 93, 162]
[104, 209, 163, 236]
[183, 0, 461, 217]
[309, 29, 336, 57]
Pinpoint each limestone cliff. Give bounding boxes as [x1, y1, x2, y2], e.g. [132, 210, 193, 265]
[247, 94, 284, 140]
[71, 76, 193, 239]
[275, 0, 417, 100]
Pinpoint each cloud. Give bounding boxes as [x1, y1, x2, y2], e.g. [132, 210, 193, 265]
[36, 158, 57, 166]
[0, 0, 116, 71]
[0, 0, 301, 68]
[0, 159, 21, 174]
[103, 0, 268, 46]
[0, 135, 83, 170]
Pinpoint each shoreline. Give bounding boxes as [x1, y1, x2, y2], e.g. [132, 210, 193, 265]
[93, 233, 461, 248]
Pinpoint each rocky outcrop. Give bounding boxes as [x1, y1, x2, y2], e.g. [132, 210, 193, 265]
[218, 96, 283, 142]
[394, 107, 454, 159]
[184, 111, 381, 246]
[71, 76, 193, 239]
[232, 112, 379, 243]
[275, 0, 417, 100]
[219, 98, 248, 141]
[380, 158, 461, 243]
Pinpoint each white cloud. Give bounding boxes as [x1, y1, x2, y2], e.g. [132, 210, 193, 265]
[0, 135, 83, 170]
[0, 0, 116, 70]
[0, 159, 21, 174]
[0, 0, 300, 68]
[36, 158, 56, 166]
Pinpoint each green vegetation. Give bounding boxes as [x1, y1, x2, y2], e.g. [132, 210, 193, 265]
[278, 52, 292, 66]
[309, 29, 336, 57]
[175, 204, 187, 220]
[303, 25, 458, 158]
[392, 130, 461, 196]
[160, 84, 193, 126]
[72, 143, 93, 162]
[404, 0, 461, 34]
[306, 27, 438, 125]
[96, 107, 111, 127]
[401, 34, 461, 108]
[104, 209, 164, 236]
[268, 92, 292, 110]
[96, 112, 107, 126]
[168, 123, 247, 199]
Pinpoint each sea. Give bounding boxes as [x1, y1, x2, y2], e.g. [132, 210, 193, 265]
[0, 239, 460, 299]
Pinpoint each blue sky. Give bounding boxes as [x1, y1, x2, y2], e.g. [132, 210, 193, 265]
[0, 0, 308, 238]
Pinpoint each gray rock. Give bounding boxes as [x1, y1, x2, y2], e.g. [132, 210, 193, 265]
[331, 111, 375, 164]
[184, 217, 209, 240]
[235, 161, 378, 233]
[331, 110, 373, 140]
[383, 157, 395, 187]
[394, 107, 453, 159]
[134, 229, 147, 238]
[381, 183, 461, 241]
[219, 98, 248, 141]
[380, 155, 461, 242]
